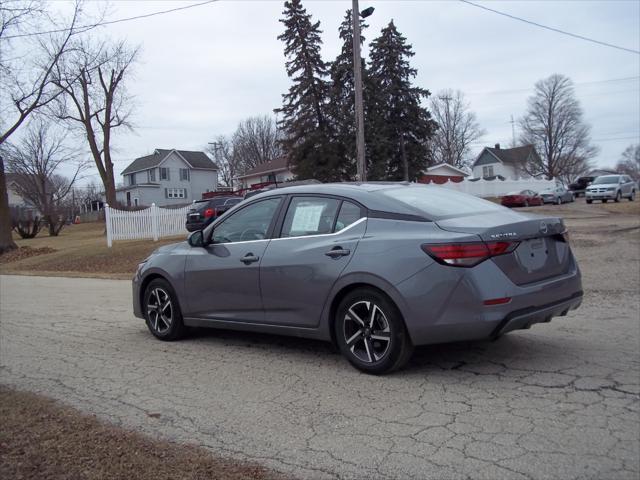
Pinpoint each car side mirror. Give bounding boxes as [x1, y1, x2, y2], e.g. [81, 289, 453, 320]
[188, 230, 205, 248]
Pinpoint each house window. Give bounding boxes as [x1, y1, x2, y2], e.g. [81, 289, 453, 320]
[129, 173, 136, 185]
[165, 188, 187, 199]
[148, 169, 156, 182]
[482, 165, 494, 178]
[134, 198, 139, 207]
[179, 168, 190, 181]
[160, 167, 169, 180]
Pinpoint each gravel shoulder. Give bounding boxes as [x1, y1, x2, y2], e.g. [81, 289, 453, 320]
[1, 199, 638, 479]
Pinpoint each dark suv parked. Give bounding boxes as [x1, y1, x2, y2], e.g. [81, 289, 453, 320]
[568, 176, 595, 197]
[185, 197, 243, 232]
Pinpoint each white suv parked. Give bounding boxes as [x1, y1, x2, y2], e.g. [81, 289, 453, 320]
[586, 175, 636, 203]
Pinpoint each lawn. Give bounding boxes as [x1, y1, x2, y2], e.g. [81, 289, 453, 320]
[0, 222, 184, 279]
[0, 387, 286, 480]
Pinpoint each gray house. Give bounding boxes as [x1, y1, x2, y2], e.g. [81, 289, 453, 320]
[116, 149, 218, 207]
[471, 144, 541, 180]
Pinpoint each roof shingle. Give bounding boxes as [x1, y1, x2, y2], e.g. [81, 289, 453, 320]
[121, 149, 217, 175]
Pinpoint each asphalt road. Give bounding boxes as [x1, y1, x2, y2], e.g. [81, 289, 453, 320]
[1, 202, 639, 479]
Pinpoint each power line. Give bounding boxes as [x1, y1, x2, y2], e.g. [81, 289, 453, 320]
[2, 0, 220, 40]
[467, 76, 640, 96]
[460, 0, 640, 55]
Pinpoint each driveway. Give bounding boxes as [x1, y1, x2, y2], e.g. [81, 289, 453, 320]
[1, 202, 639, 479]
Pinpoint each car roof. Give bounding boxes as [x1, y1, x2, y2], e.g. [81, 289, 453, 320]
[245, 182, 436, 217]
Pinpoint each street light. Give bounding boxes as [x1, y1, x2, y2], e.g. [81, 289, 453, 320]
[352, 1, 374, 182]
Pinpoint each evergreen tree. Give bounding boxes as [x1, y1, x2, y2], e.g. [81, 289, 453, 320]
[275, 0, 337, 181]
[326, 10, 368, 181]
[367, 21, 436, 181]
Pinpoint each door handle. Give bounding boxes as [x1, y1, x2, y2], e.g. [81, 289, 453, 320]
[325, 247, 351, 259]
[240, 253, 260, 265]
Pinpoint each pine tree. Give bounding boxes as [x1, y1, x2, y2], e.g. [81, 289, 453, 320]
[326, 10, 368, 181]
[367, 20, 436, 181]
[275, 0, 338, 181]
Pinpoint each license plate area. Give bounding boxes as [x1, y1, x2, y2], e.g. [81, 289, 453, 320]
[516, 237, 549, 272]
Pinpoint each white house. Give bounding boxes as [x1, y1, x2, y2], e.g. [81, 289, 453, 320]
[234, 156, 294, 190]
[471, 144, 541, 180]
[116, 149, 218, 207]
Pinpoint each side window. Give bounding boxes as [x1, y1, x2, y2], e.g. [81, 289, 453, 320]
[280, 197, 340, 238]
[212, 198, 280, 244]
[334, 201, 363, 232]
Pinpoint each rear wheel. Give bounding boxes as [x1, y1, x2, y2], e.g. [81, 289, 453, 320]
[143, 278, 186, 341]
[524, 200, 529, 207]
[630, 190, 636, 201]
[615, 191, 621, 203]
[335, 288, 413, 374]
[602, 199, 608, 203]
[586, 199, 593, 204]
[556, 197, 562, 205]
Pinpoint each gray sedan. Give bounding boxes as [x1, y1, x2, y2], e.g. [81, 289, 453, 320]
[133, 183, 583, 374]
[540, 186, 575, 204]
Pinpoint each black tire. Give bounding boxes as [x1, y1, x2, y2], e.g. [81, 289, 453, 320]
[630, 190, 636, 202]
[586, 199, 593, 204]
[524, 200, 529, 207]
[335, 288, 413, 374]
[602, 199, 608, 203]
[143, 278, 186, 341]
[556, 197, 562, 205]
[615, 191, 621, 203]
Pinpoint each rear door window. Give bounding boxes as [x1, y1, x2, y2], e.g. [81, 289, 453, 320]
[335, 201, 363, 232]
[280, 197, 340, 238]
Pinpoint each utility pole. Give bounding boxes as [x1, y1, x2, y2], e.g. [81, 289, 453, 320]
[510, 115, 516, 147]
[352, 0, 366, 182]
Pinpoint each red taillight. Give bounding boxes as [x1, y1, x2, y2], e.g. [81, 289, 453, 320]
[484, 297, 512, 306]
[421, 241, 519, 267]
[204, 208, 215, 218]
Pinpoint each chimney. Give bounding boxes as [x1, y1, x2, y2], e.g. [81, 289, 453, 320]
[494, 143, 501, 149]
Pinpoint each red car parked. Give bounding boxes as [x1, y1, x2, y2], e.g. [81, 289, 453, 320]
[501, 190, 544, 208]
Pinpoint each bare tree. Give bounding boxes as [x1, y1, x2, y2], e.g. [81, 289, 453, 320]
[5, 120, 86, 235]
[0, 0, 88, 253]
[53, 38, 139, 206]
[232, 115, 282, 172]
[616, 144, 640, 181]
[429, 90, 485, 168]
[519, 74, 597, 182]
[205, 135, 237, 188]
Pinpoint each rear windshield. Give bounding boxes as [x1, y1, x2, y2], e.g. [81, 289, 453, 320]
[593, 176, 620, 184]
[379, 185, 504, 219]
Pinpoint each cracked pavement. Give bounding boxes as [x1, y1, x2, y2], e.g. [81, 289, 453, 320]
[1, 202, 639, 479]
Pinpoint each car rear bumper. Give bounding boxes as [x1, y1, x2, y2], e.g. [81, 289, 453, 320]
[491, 291, 583, 337]
[185, 221, 206, 232]
[397, 253, 583, 346]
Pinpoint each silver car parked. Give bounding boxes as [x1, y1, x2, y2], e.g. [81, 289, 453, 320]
[586, 175, 637, 203]
[133, 183, 583, 374]
[539, 186, 575, 204]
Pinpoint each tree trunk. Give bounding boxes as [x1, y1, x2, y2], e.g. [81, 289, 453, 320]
[400, 133, 409, 181]
[0, 155, 18, 254]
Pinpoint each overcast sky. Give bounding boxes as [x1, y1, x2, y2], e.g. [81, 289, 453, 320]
[74, 0, 640, 181]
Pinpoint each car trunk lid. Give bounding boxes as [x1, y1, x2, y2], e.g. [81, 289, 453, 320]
[435, 211, 572, 285]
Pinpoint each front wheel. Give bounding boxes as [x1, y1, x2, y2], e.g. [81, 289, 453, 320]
[143, 278, 186, 341]
[556, 197, 562, 205]
[630, 190, 636, 201]
[615, 191, 621, 203]
[586, 199, 593, 204]
[335, 288, 413, 374]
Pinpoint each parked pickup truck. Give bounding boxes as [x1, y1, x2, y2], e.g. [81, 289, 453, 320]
[568, 176, 595, 197]
[185, 197, 243, 232]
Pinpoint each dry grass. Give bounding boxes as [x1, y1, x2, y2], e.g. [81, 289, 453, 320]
[0, 387, 287, 480]
[0, 222, 184, 279]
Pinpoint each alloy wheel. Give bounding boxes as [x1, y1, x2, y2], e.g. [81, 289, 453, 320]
[343, 300, 391, 363]
[147, 287, 173, 334]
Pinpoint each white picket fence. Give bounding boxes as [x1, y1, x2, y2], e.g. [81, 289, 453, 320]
[433, 177, 557, 197]
[104, 203, 190, 247]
